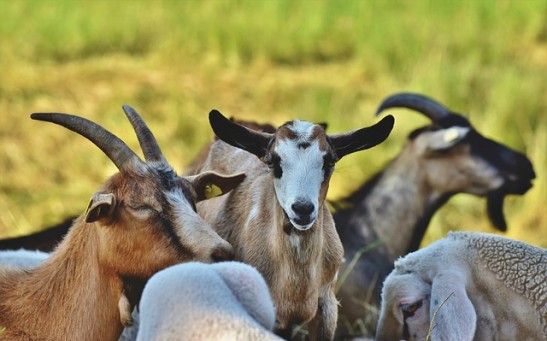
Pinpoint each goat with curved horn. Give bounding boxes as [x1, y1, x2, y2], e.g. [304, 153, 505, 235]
[31, 113, 143, 170]
[333, 92, 535, 338]
[0, 106, 246, 340]
[374, 92, 534, 231]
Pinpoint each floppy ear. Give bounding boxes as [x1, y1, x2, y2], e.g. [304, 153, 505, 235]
[187, 171, 246, 201]
[429, 271, 476, 341]
[209, 110, 272, 159]
[376, 305, 405, 341]
[422, 126, 471, 153]
[329, 115, 394, 159]
[84, 193, 116, 223]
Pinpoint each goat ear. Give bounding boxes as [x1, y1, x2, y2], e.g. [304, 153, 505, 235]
[187, 171, 246, 201]
[84, 193, 116, 223]
[423, 126, 471, 153]
[329, 115, 394, 159]
[429, 271, 476, 340]
[209, 110, 272, 159]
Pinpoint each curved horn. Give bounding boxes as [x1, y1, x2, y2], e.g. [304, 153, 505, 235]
[31, 113, 142, 170]
[375, 93, 451, 122]
[122, 105, 165, 163]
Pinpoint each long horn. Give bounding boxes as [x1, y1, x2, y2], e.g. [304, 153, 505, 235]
[122, 105, 165, 163]
[375, 92, 451, 122]
[31, 113, 142, 170]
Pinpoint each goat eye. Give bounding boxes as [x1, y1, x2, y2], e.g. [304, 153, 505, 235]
[323, 155, 336, 176]
[401, 301, 422, 318]
[128, 204, 158, 215]
[266, 154, 283, 178]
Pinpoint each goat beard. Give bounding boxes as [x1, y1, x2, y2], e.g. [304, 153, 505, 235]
[487, 191, 507, 232]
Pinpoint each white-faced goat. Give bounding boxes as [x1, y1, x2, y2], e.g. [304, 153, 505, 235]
[376, 231, 546, 341]
[333, 93, 535, 337]
[0, 106, 244, 340]
[190, 110, 394, 340]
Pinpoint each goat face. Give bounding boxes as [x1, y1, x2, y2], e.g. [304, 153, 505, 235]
[209, 110, 394, 230]
[377, 93, 535, 231]
[94, 167, 243, 278]
[32, 106, 245, 279]
[409, 127, 505, 195]
[265, 121, 335, 230]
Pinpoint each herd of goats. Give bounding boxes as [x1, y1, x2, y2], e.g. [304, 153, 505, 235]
[0, 92, 544, 341]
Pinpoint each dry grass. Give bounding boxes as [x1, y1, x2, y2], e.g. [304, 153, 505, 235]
[0, 0, 545, 248]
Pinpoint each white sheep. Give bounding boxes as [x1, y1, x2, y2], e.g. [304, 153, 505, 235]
[136, 261, 282, 341]
[376, 231, 546, 341]
[0, 249, 49, 269]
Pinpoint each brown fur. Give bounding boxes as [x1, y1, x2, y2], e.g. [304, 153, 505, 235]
[192, 126, 344, 341]
[0, 112, 245, 340]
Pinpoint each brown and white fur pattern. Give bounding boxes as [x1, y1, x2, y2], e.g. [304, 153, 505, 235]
[191, 110, 394, 340]
[0, 106, 244, 341]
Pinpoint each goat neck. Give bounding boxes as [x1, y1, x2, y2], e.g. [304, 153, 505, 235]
[0, 218, 124, 340]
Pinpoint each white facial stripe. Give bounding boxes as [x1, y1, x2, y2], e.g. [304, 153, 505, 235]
[166, 190, 202, 243]
[288, 120, 316, 140]
[273, 128, 327, 230]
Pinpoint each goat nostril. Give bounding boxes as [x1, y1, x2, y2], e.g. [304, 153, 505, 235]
[291, 202, 314, 216]
[212, 246, 234, 262]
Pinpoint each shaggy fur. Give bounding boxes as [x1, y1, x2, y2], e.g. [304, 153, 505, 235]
[376, 232, 546, 341]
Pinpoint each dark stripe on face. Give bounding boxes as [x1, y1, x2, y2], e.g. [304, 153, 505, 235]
[158, 208, 195, 258]
[154, 166, 197, 257]
[298, 142, 311, 149]
[323, 153, 335, 178]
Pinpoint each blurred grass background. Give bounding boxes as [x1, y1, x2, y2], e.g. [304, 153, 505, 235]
[0, 0, 545, 247]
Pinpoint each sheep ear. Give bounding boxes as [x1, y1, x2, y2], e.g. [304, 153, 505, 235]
[329, 115, 394, 159]
[187, 171, 246, 202]
[429, 271, 476, 340]
[423, 126, 471, 153]
[376, 307, 404, 341]
[84, 193, 116, 223]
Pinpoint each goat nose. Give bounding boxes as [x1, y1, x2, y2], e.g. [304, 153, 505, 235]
[212, 244, 235, 262]
[291, 201, 314, 216]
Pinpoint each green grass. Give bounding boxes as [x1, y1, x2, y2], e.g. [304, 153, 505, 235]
[0, 0, 545, 247]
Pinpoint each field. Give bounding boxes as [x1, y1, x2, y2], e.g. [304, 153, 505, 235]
[0, 0, 545, 247]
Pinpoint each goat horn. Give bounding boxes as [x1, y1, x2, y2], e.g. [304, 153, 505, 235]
[375, 93, 451, 122]
[122, 105, 165, 163]
[31, 113, 142, 170]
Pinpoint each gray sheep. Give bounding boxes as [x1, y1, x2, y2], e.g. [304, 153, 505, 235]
[376, 231, 546, 341]
[136, 261, 281, 341]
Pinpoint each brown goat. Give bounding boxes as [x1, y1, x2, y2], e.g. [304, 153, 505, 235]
[0, 106, 244, 341]
[190, 110, 394, 340]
